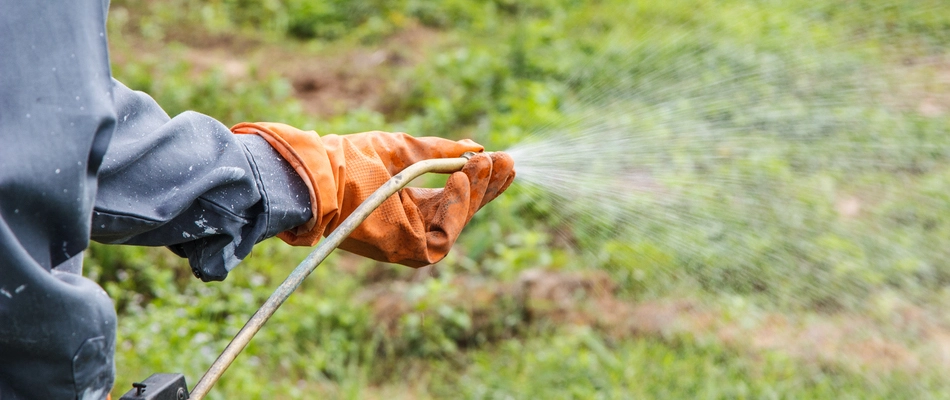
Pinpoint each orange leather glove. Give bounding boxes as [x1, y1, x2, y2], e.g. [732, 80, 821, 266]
[232, 122, 515, 267]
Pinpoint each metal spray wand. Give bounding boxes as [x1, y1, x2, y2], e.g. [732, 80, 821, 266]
[118, 153, 476, 399]
[185, 153, 476, 399]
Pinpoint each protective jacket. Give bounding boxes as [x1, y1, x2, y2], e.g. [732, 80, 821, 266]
[0, 1, 311, 398]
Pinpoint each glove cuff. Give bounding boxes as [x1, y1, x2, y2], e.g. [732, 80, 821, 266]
[231, 122, 340, 245]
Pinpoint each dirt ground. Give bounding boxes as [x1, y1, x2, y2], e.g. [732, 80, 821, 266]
[170, 24, 443, 119]
[354, 263, 950, 376]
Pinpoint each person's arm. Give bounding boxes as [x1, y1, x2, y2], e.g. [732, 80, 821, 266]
[91, 80, 313, 281]
[96, 81, 516, 281]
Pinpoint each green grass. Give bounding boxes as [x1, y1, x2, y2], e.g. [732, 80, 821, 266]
[97, 0, 950, 398]
[432, 330, 945, 400]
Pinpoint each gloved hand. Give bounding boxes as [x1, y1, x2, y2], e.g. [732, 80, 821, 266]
[232, 122, 515, 267]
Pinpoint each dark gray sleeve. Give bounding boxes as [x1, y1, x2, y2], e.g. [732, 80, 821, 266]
[0, 1, 119, 398]
[91, 80, 312, 281]
[0, 1, 312, 397]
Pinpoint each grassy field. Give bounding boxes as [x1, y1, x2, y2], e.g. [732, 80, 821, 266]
[94, 1, 950, 398]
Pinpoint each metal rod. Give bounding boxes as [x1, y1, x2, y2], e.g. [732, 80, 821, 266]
[190, 155, 472, 399]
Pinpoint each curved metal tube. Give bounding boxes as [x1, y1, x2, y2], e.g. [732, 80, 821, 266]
[190, 155, 472, 399]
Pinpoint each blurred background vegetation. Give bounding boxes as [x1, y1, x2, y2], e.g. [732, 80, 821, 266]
[93, 0, 950, 398]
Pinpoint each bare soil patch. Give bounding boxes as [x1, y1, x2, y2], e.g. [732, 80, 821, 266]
[356, 267, 950, 376]
[283, 26, 442, 118]
[883, 55, 950, 117]
[113, 21, 444, 119]
[174, 25, 444, 119]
